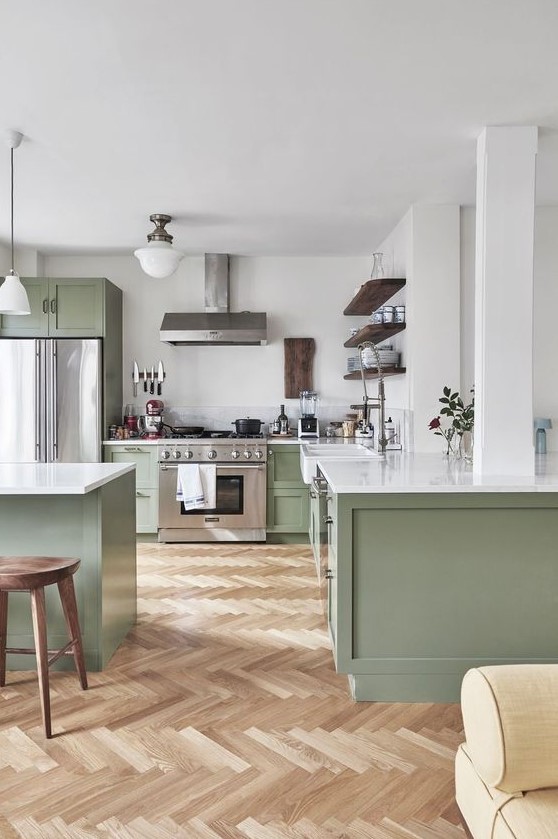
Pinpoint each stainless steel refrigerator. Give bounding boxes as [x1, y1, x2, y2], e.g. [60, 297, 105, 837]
[0, 338, 102, 463]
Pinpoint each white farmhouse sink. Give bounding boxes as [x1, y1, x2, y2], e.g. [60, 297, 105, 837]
[300, 442, 382, 484]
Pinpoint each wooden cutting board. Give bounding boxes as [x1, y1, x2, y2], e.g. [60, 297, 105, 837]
[284, 338, 315, 398]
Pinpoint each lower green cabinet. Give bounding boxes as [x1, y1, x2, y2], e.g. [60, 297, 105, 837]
[266, 444, 309, 542]
[104, 444, 159, 534]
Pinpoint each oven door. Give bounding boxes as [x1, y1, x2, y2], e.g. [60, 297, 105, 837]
[158, 463, 266, 541]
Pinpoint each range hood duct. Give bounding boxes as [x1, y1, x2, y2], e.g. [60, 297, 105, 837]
[160, 254, 267, 346]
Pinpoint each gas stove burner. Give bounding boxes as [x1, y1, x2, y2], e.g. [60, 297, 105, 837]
[231, 432, 265, 439]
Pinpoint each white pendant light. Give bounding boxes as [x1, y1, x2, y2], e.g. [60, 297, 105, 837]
[134, 213, 184, 279]
[0, 130, 30, 315]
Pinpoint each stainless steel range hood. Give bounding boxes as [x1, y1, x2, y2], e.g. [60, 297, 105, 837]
[160, 254, 267, 346]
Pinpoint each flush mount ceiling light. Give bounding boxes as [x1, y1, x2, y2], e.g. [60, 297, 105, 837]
[0, 130, 30, 315]
[134, 213, 184, 279]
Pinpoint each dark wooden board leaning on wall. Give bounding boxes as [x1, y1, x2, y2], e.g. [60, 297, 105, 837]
[284, 338, 315, 398]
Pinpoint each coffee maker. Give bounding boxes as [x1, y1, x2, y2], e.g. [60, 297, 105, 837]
[138, 399, 165, 438]
[298, 390, 320, 437]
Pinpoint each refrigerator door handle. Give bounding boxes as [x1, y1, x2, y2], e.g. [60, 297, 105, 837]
[51, 341, 58, 460]
[35, 341, 43, 461]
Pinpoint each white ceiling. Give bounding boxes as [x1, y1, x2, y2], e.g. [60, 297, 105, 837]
[2, 0, 558, 256]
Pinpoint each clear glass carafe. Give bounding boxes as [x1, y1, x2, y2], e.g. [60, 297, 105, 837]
[370, 252, 385, 280]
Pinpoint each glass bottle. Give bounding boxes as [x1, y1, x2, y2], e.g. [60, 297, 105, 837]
[278, 404, 288, 435]
[370, 252, 385, 280]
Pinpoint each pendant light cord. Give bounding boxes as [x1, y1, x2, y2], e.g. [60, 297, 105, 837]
[10, 146, 14, 273]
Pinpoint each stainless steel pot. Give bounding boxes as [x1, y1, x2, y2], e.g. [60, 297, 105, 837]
[232, 418, 263, 435]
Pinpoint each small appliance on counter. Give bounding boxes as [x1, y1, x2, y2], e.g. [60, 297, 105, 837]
[298, 390, 320, 437]
[138, 399, 165, 438]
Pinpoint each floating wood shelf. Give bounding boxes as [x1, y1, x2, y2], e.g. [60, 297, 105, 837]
[344, 366, 406, 381]
[344, 322, 406, 348]
[343, 278, 406, 316]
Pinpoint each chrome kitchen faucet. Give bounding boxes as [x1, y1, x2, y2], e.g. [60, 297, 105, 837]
[357, 341, 387, 453]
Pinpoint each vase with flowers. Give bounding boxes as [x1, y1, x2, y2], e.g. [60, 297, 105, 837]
[429, 386, 475, 460]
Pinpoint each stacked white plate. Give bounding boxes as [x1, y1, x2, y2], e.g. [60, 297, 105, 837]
[361, 347, 400, 368]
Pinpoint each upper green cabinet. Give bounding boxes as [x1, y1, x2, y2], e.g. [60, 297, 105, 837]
[0, 277, 108, 337]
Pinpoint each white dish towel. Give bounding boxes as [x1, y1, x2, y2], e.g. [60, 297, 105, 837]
[176, 464, 217, 510]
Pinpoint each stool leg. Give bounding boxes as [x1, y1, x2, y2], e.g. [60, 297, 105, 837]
[57, 575, 88, 691]
[0, 590, 7, 687]
[29, 587, 51, 739]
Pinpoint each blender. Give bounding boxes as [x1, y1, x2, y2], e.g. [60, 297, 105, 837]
[298, 391, 319, 437]
[138, 399, 165, 438]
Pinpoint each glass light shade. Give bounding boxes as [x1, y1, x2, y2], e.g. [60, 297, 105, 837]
[134, 241, 184, 279]
[0, 271, 30, 315]
[534, 417, 552, 430]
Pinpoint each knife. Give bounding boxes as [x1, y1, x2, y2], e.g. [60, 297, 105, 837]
[150, 365, 155, 395]
[157, 360, 164, 395]
[132, 360, 140, 398]
[143, 367, 148, 393]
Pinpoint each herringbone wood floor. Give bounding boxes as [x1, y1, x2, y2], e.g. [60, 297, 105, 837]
[0, 543, 468, 838]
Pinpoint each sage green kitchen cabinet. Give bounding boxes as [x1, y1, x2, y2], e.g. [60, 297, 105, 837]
[104, 444, 159, 534]
[327, 488, 558, 702]
[0, 469, 136, 672]
[266, 443, 309, 543]
[0, 277, 116, 337]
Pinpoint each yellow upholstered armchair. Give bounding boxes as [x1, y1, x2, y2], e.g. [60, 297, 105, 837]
[456, 664, 558, 838]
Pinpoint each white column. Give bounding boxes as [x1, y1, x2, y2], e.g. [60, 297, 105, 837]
[474, 126, 538, 475]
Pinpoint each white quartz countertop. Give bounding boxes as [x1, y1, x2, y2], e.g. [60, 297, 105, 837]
[319, 452, 558, 494]
[103, 439, 159, 445]
[0, 463, 135, 495]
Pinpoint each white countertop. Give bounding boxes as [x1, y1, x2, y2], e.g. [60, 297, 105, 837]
[0, 463, 135, 495]
[319, 452, 558, 494]
[103, 439, 159, 445]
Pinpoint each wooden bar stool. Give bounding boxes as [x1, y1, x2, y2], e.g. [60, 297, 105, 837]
[0, 556, 88, 738]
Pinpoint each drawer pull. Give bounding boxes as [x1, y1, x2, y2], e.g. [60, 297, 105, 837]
[324, 569, 333, 579]
[136, 492, 148, 497]
[324, 516, 333, 525]
[124, 447, 142, 452]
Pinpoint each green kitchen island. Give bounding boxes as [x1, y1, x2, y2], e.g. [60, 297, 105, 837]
[317, 452, 558, 702]
[0, 462, 136, 671]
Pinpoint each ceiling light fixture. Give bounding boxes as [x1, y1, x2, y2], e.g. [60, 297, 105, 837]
[0, 130, 30, 315]
[134, 213, 184, 279]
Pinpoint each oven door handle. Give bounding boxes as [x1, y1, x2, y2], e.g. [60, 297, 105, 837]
[159, 464, 266, 471]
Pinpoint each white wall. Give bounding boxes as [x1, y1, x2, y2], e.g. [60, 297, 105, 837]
[376, 205, 461, 452]
[42, 253, 386, 427]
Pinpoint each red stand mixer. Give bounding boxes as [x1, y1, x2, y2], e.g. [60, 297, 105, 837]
[138, 399, 165, 438]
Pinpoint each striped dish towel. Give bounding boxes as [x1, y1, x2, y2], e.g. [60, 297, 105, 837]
[176, 464, 216, 510]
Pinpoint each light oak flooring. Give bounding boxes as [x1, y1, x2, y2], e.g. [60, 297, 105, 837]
[0, 543, 468, 838]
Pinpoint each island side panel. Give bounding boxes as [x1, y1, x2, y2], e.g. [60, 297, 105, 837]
[0, 471, 136, 672]
[99, 469, 136, 665]
[0, 494, 100, 670]
[335, 492, 558, 701]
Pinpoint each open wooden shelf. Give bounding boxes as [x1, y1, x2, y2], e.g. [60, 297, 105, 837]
[344, 322, 406, 348]
[343, 277, 406, 316]
[343, 366, 406, 381]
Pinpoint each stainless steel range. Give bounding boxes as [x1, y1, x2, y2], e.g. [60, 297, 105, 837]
[158, 434, 267, 542]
